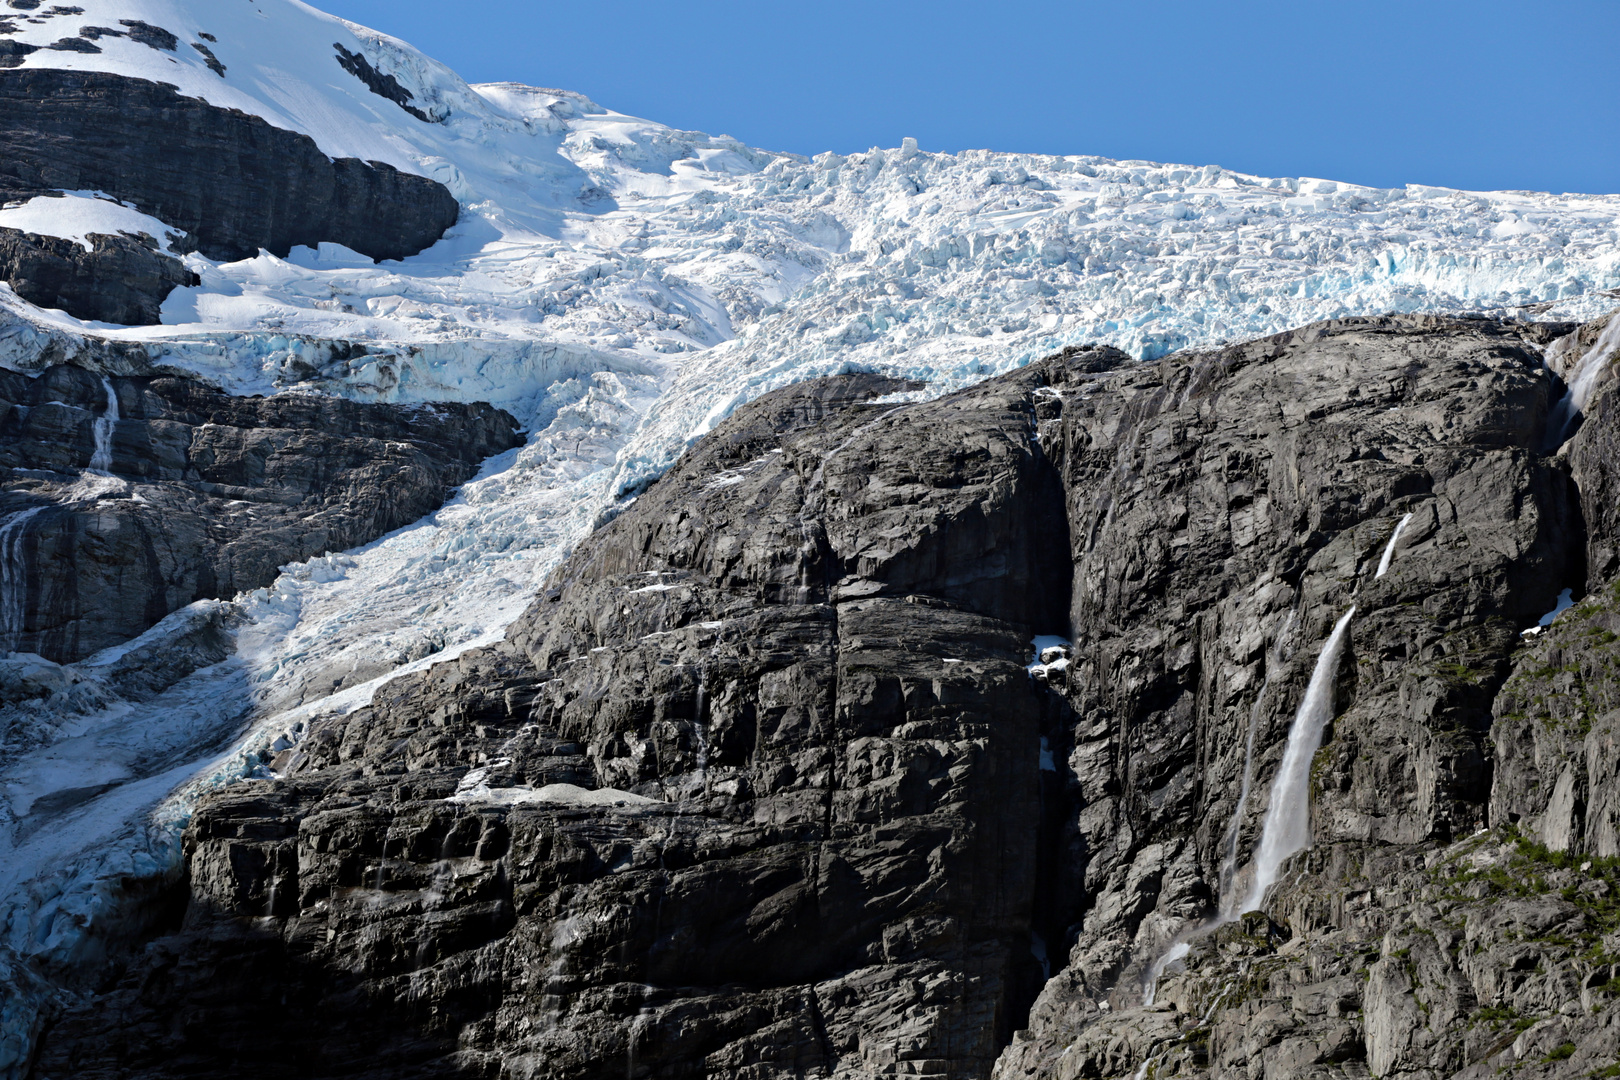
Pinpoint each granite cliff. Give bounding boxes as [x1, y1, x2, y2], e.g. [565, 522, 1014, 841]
[14, 313, 1620, 1080]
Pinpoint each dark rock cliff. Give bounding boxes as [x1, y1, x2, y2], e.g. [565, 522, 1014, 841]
[0, 226, 197, 325]
[21, 315, 1620, 1080]
[993, 314, 1602, 1080]
[0, 363, 522, 663]
[0, 68, 461, 323]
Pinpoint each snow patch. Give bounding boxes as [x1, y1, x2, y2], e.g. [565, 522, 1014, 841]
[448, 773, 657, 809]
[0, 192, 180, 252]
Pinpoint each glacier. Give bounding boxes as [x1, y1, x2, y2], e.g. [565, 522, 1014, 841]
[2, 0, 1620, 1067]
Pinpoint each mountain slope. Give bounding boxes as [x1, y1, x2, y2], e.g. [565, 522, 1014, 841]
[2, 2, 1620, 1077]
[21, 313, 1620, 1080]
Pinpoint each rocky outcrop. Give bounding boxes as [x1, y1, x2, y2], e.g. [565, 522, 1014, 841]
[0, 363, 522, 663]
[30, 366, 1081, 1079]
[1022, 314, 1577, 1002]
[1488, 315, 1620, 861]
[23, 314, 1620, 1080]
[994, 313, 1620, 1080]
[333, 43, 439, 123]
[0, 68, 459, 322]
[0, 226, 197, 325]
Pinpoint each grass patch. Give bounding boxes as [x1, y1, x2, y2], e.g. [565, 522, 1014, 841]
[1428, 830, 1620, 958]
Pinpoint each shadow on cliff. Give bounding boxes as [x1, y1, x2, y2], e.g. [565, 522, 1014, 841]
[29, 890, 497, 1080]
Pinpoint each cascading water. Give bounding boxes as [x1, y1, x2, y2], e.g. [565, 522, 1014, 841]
[1375, 513, 1413, 579]
[63, 378, 127, 505]
[1214, 610, 1296, 917]
[1141, 940, 1191, 1007]
[1140, 611, 1294, 1005]
[1140, 508, 1419, 1003]
[89, 377, 118, 475]
[0, 380, 128, 655]
[1239, 606, 1356, 913]
[1544, 314, 1620, 451]
[0, 506, 45, 654]
[692, 671, 709, 793]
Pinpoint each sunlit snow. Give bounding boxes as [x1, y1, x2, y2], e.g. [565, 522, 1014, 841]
[2, 0, 1620, 1055]
[0, 192, 180, 253]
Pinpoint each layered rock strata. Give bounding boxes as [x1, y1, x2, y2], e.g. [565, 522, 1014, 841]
[22, 314, 1620, 1080]
[0, 362, 522, 663]
[0, 226, 197, 325]
[0, 68, 460, 323]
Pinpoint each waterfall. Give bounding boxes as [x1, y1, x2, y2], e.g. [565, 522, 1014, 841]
[1544, 314, 1620, 451]
[1215, 677, 1271, 915]
[1141, 521, 1402, 1004]
[0, 506, 45, 653]
[89, 377, 118, 475]
[1138, 612, 1293, 1005]
[1375, 513, 1413, 579]
[1240, 606, 1356, 912]
[693, 672, 709, 792]
[1215, 610, 1296, 915]
[1141, 940, 1190, 1007]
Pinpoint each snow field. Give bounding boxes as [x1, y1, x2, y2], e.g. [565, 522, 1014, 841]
[0, 3, 1618, 1062]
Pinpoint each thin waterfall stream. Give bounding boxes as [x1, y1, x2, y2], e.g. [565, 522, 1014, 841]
[0, 506, 46, 653]
[1238, 606, 1356, 912]
[89, 377, 118, 475]
[1140, 508, 1416, 1005]
[1214, 610, 1296, 916]
[1375, 513, 1413, 579]
[1139, 606, 1357, 1006]
[1544, 314, 1620, 451]
[1, 379, 125, 655]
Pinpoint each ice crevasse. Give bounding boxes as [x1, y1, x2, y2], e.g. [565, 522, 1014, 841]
[0, 0, 1619, 1059]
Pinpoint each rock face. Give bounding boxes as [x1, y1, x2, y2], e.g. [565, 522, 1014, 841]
[0, 68, 461, 323]
[993, 314, 1619, 1080]
[31, 366, 1081, 1079]
[23, 314, 1620, 1080]
[0, 226, 198, 325]
[0, 363, 522, 663]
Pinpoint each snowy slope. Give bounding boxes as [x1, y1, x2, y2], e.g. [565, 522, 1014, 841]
[3, 0, 1620, 1056]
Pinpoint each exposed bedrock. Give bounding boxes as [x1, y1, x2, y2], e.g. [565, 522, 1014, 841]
[25, 315, 1620, 1080]
[0, 225, 198, 326]
[996, 314, 1620, 1080]
[0, 68, 460, 322]
[0, 363, 522, 663]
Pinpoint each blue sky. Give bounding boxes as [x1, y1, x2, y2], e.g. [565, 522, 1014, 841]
[320, 0, 1619, 195]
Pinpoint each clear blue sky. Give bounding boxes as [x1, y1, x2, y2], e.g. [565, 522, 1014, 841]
[321, 0, 1619, 195]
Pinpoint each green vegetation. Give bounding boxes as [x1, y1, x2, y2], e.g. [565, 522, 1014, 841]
[1429, 829, 1620, 966]
[1544, 1042, 1577, 1062]
[1432, 660, 1486, 686]
[1469, 1004, 1532, 1032]
[1310, 745, 1334, 795]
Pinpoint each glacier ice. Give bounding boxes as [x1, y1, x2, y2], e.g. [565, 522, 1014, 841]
[1, 0, 1620, 1065]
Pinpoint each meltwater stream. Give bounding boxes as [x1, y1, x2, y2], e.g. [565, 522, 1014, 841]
[1140, 503, 1427, 1004]
[0, 507, 44, 653]
[0, 381, 128, 651]
[1238, 606, 1356, 913]
[1141, 606, 1357, 1004]
[1376, 513, 1413, 579]
[88, 377, 118, 475]
[1140, 606, 1357, 1006]
[1545, 314, 1620, 451]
